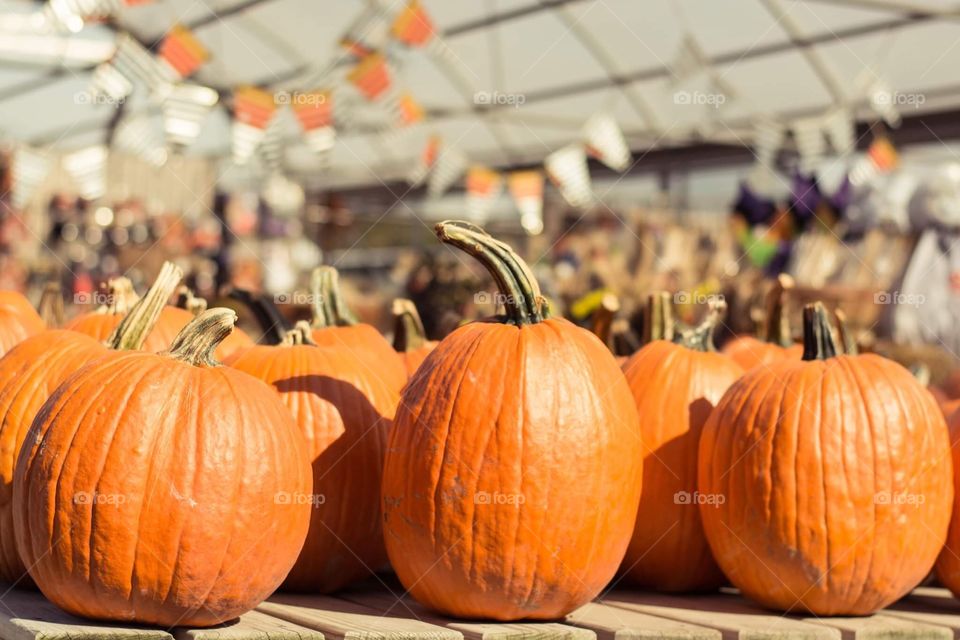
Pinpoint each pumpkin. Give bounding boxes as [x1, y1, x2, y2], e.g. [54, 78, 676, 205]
[65, 275, 192, 352]
[309, 266, 407, 392]
[381, 221, 643, 620]
[937, 408, 960, 596]
[176, 286, 254, 360]
[699, 302, 953, 615]
[619, 295, 743, 592]
[226, 321, 398, 592]
[14, 308, 312, 626]
[0, 263, 183, 586]
[391, 298, 437, 379]
[722, 274, 802, 370]
[0, 291, 44, 356]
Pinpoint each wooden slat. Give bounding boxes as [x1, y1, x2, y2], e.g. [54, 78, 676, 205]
[257, 594, 462, 640]
[174, 609, 325, 640]
[886, 586, 960, 638]
[0, 587, 173, 640]
[803, 614, 951, 640]
[341, 588, 596, 640]
[565, 601, 722, 640]
[604, 591, 841, 640]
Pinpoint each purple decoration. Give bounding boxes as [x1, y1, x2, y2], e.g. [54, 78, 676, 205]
[789, 173, 823, 224]
[830, 174, 853, 214]
[732, 181, 775, 226]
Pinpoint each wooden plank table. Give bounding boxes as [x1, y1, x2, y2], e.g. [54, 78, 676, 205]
[0, 582, 957, 640]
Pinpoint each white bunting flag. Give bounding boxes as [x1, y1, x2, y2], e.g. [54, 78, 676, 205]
[583, 113, 630, 172]
[545, 143, 592, 209]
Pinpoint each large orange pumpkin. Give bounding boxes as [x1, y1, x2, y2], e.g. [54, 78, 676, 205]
[14, 308, 312, 626]
[309, 266, 406, 392]
[0, 262, 183, 586]
[0, 291, 44, 356]
[700, 302, 953, 615]
[227, 322, 398, 592]
[722, 274, 802, 370]
[391, 298, 437, 379]
[382, 221, 643, 620]
[619, 296, 743, 592]
[175, 286, 254, 360]
[65, 275, 192, 352]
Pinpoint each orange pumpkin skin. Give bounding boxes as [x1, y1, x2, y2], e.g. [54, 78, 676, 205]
[619, 340, 743, 592]
[700, 343, 952, 614]
[0, 330, 108, 584]
[0, 292, 44, 357]
[310, 325, 406, 392]
[383, 318, 642, 620]
[65, 305, 190, 353]
[226, 336, 398, 593]
[722, 337, 802, 371]
[14, 319, 312, 626]
[398, 344, 436, 378]
[937, 411, 960, 594]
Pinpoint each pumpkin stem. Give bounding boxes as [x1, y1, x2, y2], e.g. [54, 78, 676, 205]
[38, 281, 64, 328]
[310, 266, 358, 328]
[801, 302, 840, 361]
[392, 298, 428, 351]
[763, 274, 794, 347]
[833, 309, 858, 355]
[435, 220, 549, 325]
[227, 288, 288, 345]
[106, 262, 183, 351]
[281, 320, 318, 347]
[674, 298, 726, 352]
[167, 308, 237, 367]
[175, 286, 208, 316]
[642, 292, 675, 344]
[909, 362, 931, 386]
[590, 293, 620, 346]
[611, 318, 641, 356]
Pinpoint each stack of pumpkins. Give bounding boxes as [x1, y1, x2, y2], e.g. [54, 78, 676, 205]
[0, 221, 955, 627]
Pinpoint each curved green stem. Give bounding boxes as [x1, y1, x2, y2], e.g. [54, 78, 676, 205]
[175, 286, 208, 316]
[435, 221, 548, 325]
[801, 302, 839, 361]
[38, 281, 64, 327]
[227, 288, 288, 345]
[106, 261, 183, 351]
[167, 308, 237, 367]
[642, 292, 675, 344]
[611, 319, 641, 356]
[281, 321, 318, 346]
[833, 309, 858, 355]
[392, 298, 428, 351]
[310, 266, 358, 328]
[763, 274, 794, 347]
[99, 277, 139, 315]
[674, 298, 725, 352]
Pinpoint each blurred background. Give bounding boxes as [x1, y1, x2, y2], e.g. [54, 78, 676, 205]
[2, 0, 960, 366]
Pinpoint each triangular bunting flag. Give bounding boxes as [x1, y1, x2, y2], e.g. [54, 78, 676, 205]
[163, 83, 218, 148]
[408, 135, 440, 186]
[583, 113, 630, 172]
[428, 145, 468, 198]
[508, 170, 545, 234]
[545, 144, 593, 209]
[291, 89, 335, 155]
[392, 1, 435, 47]
[348, 53, 391, 101]
[232, 86, 277, 165]
[158, 24, 209, 79]
[115, 115, 167, 167]
[466, 166, 502, 222]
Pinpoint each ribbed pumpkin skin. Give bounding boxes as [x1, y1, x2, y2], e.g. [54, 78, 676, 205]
[619, 341, 743, 591]
[0, 330, 108, 585]
[382, 319, 643, 620]
[700, 354, 952, 615]
[722, 336, 802, 371]
[14, 352, 312, 626]
[226, 344, 397, 592]
[311, 325, 406, 392]
[65, 306, 192, 353]
[0, 292, 44, 357]
[936, 411, 960, 593]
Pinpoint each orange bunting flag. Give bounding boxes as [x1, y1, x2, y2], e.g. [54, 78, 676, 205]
[407, 135, 440, 185]
[398, 93, 425, 126]
[868, 136, 899, 172]
[466, 166, 503, 221]
[508, 170, 545, 234]
[232, 86, 277, 164]
[340, 38, 373, 59]
[291, 90, 335, 154]
[348, 53, 391, 101]
[158, 24, 209, 78]
[392, 1, 435, 47]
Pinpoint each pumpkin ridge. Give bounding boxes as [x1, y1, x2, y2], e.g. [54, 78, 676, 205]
[830, 358, 861, 609]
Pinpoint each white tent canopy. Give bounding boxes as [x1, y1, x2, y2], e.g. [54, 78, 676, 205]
[3, 0, 960, 189]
